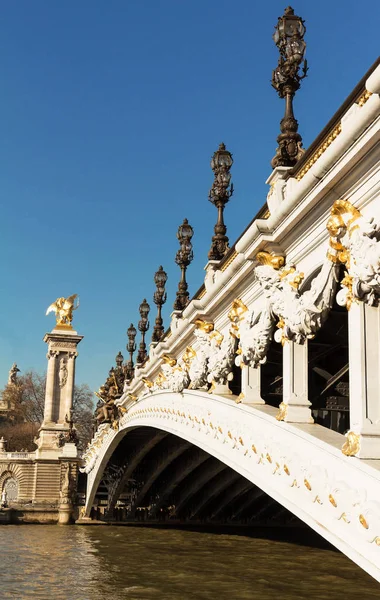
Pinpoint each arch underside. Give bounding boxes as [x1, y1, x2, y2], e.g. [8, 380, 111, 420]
[85, 390, 380, 582]
[93, 426, 297, 526]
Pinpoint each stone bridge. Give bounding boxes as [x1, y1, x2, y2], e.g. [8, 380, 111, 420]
[81, 60, 380, 582]
[84, 389, 380, 582]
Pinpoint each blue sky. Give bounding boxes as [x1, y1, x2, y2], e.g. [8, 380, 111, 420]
[0, 0, 379, 396]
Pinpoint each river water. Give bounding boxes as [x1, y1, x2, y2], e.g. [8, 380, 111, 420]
[0, 525, 379, 599]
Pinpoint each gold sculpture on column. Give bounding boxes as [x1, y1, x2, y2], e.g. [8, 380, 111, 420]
[46, 294, 79, 329]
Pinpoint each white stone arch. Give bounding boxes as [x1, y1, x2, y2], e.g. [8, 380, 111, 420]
[84, 389, 380, 582]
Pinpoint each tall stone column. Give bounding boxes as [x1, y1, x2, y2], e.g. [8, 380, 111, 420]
[240, 366, 265, 404]
[281, 340, 314, 423]
[348, 302, 380, 458]
[36, 328, 83, 459]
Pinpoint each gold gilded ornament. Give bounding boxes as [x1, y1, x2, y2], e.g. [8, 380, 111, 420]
[208, 380, 216, 394]
[341, 431, 361, 456]
[296, 123, 342, 181]
[46, 294, 79, 328]
[256, 251, 285, 270]
[357, 90, 372, 106]
[182, 346, 196, 368]
[209, 330, 224, 345]
[142, 377, 154, 389]
[228, 299, 248, 323]
[359, 514, 369, 529]
[194, 319, 214, 333]
[327, 199, 361, 240]
[279, 267, 304, 289]
[161, 354, 177, 367]
[155, 372, 167, 388]
[235, 392, 245, 404]
[339, 512, 350, 523]
[276, 402, 288, 421]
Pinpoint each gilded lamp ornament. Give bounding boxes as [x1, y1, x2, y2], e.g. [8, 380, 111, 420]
[46, 294, 79, 328]
[271, 6, 308, 168]
[208, 143, 234, 261]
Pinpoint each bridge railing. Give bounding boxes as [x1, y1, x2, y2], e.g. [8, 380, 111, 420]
[0, 451, 35, 460]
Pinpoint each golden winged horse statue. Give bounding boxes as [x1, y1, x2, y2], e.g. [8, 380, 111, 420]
[46, 294, 79, 327]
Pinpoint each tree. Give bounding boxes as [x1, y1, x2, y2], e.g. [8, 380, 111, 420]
[0, 370, 94, 451]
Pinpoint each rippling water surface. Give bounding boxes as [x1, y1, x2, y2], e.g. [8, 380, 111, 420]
[0, 525, 379, 599]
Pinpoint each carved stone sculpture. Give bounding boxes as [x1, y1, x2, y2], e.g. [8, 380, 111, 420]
[236, 306, 275, 367]
[60, 462, 75, 505]
[327, 199, 380, 308]
[235, 248, 339, 367]
[58, 357, 68, 388]
[8, 363, 20, 386]
[207, 330, 238, 391]
[188, 321, 214, 390]
[158, 355, 189, 393]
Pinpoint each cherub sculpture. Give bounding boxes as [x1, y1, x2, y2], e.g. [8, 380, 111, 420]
[207, 328, 238, 391]
[46, 294, 79, 326]
[188, 320, 214, 389]
[159, 354, 190, 393]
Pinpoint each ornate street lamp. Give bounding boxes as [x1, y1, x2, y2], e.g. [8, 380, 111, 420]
[115, 351, 124, 369]
[173, 219, 194, 312]
[124, 323, 137, 382]
[271, 6, 308, 168]
[136, 299, 150, 364]
[113, 351, 125, 395]
[208, 143, 234, 261]
[152, 266, 168, 343]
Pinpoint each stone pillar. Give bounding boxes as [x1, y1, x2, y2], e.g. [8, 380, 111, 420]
[36, 328, 83, 459]
[348, 302, 380, 458]
[240, 366, 265, 404]
[282, 340, 314, 423]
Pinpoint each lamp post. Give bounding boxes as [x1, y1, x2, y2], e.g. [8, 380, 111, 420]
[208, 143, 234, 261]
[152, 266, 168, 343]
[173, 219, 194, 312]
[114, 351, 124, 395]
[124, 323, 137, 382]
[271, 6, 307, 169]
[115, 351, 124, 369]
[136, 299, 150, 364]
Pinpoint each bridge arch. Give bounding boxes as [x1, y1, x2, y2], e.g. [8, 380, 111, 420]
[84, 389, 380, 581]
